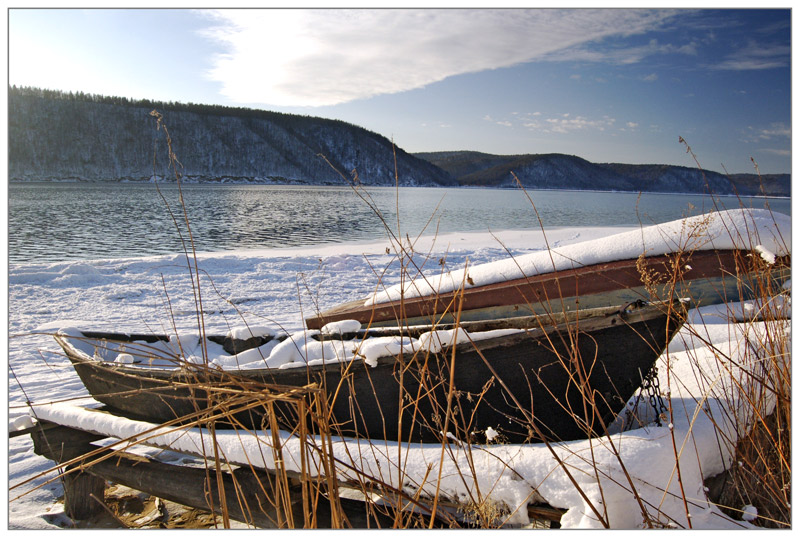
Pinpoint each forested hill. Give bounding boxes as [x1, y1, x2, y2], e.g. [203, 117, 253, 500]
[8, 86, 455, 186]
[415, 151, 791, 197]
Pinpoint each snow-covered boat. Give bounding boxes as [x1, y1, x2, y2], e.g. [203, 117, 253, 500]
[306, 209, 790, 330]
[54, 301, 684, 444]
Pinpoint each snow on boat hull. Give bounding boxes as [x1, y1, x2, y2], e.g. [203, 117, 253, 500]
[306, 249, 788, 329]
[55, 302, 684, 444]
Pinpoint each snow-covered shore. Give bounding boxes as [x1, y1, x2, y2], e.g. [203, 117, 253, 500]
[7, 219, 790, 529]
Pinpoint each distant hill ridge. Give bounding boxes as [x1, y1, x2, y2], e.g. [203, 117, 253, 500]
[8, 87, 789, 196]
[415, 151, 790, 197]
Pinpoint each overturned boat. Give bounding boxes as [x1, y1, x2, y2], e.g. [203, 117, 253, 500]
[306, 209, 790, 329]
[55, 301, 684, 444]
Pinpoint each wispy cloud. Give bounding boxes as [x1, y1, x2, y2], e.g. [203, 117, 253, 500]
[542, 37, 697, 66]
[199, 8, 681, 106]
[484, 114, 515, 128]
[741, 123, 791, 145]
[754, 123, 791, 140]
[421, 121, 452, 129]
[761, 148, 791, 157]
[497, 110, 654, 136]
[544, 115, 616, 134]
[517, 113, 617, 134]
[712, 41, 790, 71]
[491, 110, 628, 135]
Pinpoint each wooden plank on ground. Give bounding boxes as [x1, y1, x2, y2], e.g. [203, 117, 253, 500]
[28, 421, 399, 528]
[25, 415, 564, 528]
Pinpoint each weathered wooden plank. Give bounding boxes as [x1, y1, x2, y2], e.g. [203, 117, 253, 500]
[26, 417, 567, 528]
[28, 421, 411, 528]
[61, 467, 106, 520]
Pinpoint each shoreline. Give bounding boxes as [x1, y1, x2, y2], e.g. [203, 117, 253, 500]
[8, 179, 792, 200]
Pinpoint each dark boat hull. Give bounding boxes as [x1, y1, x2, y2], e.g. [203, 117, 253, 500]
[56, 302, 684, 444]
[306, 249, 788, 329]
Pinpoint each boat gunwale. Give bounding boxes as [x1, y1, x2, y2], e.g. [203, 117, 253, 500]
[54, 300, 680, 381]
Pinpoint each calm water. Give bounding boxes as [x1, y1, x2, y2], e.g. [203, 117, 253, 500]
[8, 182, 791, 264]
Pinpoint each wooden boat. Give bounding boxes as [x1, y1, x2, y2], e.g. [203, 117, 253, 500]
[55, 301, 684, 444]
[306, 249, 789, 330]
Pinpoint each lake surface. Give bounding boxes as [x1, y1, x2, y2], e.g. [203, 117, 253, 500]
[8, 182, 791, 264]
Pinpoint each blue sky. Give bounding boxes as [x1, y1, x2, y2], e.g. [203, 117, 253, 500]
[7, 7, 792, 173]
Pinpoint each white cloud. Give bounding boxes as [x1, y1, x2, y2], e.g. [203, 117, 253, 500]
[712, 40, 790, 71]
[541, 115, 616, 134]
[755, 123, 791, 140]
[484, 114, 514, 127]
[512, 111, 620, 134]
[542, 35, 695, 66]
[199, 8, 681, 107]
[741, 123, 791, 145]
[761, 148, 790, 157]
[421, 121, 452, 129]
